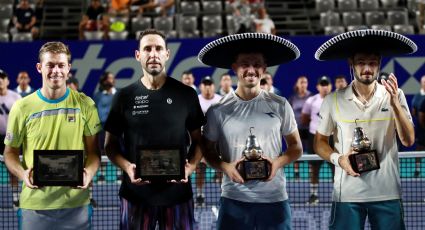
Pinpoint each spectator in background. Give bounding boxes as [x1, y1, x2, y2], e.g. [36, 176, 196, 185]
[79, 0, 108, 40]
[109, 0, 130, 16]
[0, 69, 22, 207]
[34, 0, 44, 28]
[218, 73, 234, 96]
[195, 76, 222, 207]
[263, 71, 281, 95]
[180, 71, 199, 94]
[253, 7, 276, 35]
[135, 0, 175, 16]
[411, 75, 425, 177]
[12, 0, 39, 39]
[259, 78, 270, 91]
[66, 76, 80, 91]
[94, 71, 118, 182]
[289, 76, 311, 180]
[334, 75, 348, 90]
[419, 0, 425, 33]
[301, 76, 332, 205]
[15, 71, 33, 97]
[231, 0, 254, 33]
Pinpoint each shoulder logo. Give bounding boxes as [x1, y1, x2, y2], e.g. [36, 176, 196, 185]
[265, 112, 275, 118]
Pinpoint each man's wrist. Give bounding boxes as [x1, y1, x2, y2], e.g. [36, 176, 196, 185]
[330, 152, 342, 167]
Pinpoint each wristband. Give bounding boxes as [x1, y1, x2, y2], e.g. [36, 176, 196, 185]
[330, 152, 342, 167]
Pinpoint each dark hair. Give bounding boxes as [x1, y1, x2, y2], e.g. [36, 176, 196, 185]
[181, 70, 193, 76]
[39, 41, 71, 63]
[0, 69, 8, 79]
[293, 75, 307, 93]
[335, 75, 347, 81]
[137, 29, 167, 50]
[260, 78, 267, 85]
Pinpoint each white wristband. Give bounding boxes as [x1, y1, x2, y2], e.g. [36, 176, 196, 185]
[330, 153, 342, 167]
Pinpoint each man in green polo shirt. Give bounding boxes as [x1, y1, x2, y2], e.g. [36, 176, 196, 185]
[4, 41, 101, 229]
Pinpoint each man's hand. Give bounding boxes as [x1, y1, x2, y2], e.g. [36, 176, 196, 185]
[339, 149, 360, 177]
[125, 163, 150, 185]
[23, 168, 38, 189]
[223, 158, 245, 184]
[261, 156, 277, 181]
[77, 168, 95, 189]
[381, 73, 399, 108]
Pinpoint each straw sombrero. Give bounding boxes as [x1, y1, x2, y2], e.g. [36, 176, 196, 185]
[315, 29, 417, 61]
[198, 33, 300, 69]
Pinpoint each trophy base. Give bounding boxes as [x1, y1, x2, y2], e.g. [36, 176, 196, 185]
[349, 150, 380, 174]
[240, 159, 270, 181]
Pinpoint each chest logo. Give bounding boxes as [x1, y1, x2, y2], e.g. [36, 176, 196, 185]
[265, 112, 275, 118]
[167, 98, 173, 104]
[68, 115, 76, 122]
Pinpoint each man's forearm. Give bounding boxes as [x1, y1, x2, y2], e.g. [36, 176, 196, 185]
[393, 103, 415, 146]
[4, 150, 25, 180]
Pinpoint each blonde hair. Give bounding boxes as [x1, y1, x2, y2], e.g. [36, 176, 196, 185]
[38, 42, 71, 63]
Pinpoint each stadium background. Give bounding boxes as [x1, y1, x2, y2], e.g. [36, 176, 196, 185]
[0, 0, 425, 229]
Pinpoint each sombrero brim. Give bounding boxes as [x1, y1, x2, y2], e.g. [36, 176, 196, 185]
[198, 33, 300, 69]
[315, 30, 417, 61]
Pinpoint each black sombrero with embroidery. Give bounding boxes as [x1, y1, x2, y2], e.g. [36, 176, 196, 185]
[315, 29, 417, 61]
[198, 33, 300, 69]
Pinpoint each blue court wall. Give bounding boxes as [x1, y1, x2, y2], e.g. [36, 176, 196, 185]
[0, 35, 423, 101]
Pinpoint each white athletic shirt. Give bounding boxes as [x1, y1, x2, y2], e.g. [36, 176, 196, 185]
[203, 90, 297, 203]
[317, 82, 412, 202]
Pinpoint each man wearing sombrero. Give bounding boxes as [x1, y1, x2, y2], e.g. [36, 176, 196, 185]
[199, 33, 303, 229]
[314, 30, 416, 229]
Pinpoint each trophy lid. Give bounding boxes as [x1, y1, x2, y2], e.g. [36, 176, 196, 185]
[352, 126, 371, 151]
[243, 127, 263, 159]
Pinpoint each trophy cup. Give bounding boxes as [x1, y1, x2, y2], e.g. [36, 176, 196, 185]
[238, 127, 270, 180]
[349, 126, 380, 173]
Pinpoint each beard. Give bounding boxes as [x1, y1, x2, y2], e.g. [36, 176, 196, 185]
[354, 73, 376, 85]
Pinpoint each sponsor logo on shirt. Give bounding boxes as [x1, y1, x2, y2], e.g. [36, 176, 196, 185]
[68, 115, 76, 122]
[167, 98, 172, 104]
[265, 112, 275, 118]
[133, 95, 150, 116]
[5, 132, 13, 141]
[381, 108, 389, 112]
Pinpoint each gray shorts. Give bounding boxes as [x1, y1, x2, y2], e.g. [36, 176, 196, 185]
[18, 205, 92, 230]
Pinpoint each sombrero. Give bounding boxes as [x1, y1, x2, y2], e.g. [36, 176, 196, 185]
[315, 29, 417, 61]
[198, 33, 300, 69]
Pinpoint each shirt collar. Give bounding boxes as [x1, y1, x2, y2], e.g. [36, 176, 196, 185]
[102, 87, 116, 95]
[344, 81, 383, 100]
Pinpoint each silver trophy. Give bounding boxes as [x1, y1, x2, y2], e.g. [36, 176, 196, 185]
[349, 126, 380, 173]
[238, 127, 270, 180]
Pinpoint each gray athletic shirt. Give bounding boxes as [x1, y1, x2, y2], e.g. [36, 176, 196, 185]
[203, 90, 297, 203]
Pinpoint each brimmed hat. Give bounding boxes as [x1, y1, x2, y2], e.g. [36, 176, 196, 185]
[315, 29, 417, 61]
[198, 33, 300, 69]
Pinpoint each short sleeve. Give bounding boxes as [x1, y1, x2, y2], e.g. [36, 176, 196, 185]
[317, 93, 335, 136]
[421, 97, 425, 113]
[301, 96, 313, 115]
[104, 90, 124, 136]
[203, 106, 219, 142]
[186, 90, 205, 132]
[4, 102, 25, 148]
[280, 100, 297, 136]
[80, 94, 102, 136]
[398, 89, 413, 123]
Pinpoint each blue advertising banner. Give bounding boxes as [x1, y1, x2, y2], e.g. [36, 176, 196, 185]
[0, 36, 423, 100]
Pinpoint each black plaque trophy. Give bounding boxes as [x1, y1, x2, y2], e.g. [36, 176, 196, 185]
[238, 127, 270, 180]
[349, 126, 380, 173]
[136, 146, 185, 182]
[33, 150, 84, 187]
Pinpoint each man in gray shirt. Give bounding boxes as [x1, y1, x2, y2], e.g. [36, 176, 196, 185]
[198, 33, 303, 229]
